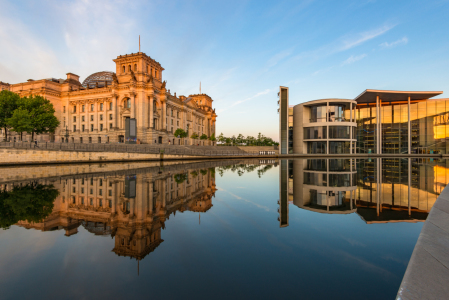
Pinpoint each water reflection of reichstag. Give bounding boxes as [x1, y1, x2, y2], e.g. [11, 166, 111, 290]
[279, 158, 449, 226]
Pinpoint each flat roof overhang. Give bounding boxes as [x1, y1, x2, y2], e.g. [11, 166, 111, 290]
[354, 89, 443, 104]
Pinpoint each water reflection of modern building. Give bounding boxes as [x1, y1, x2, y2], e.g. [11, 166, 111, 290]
[280, 158, 449, 225]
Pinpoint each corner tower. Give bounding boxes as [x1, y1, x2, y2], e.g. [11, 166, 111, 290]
[113, 52, 165, 84]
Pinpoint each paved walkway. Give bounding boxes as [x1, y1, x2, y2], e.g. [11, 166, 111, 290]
[397, 183, 449, 300]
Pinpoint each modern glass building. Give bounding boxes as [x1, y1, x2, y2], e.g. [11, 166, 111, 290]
[280, 87, 448, 154]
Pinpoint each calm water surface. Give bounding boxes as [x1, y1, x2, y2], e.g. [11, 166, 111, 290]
[0, 158, 446, 299]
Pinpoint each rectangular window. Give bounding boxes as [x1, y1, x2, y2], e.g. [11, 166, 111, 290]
[171, 119, 173, 125]
[81, 197, 84, 205]
[81, 187, 84, 193]
[63, 106, 66, 113]
[90, 178, 93, 185]
[72, 187, 76, 193]
[99, 189, 102, 196]
[82, 116, 85, 122]
[91, 124, 94, 132]
[82, 105, 85, 112]
[100, 114, 103, 121]
[304, 126, 326, 139]
[100, 124, 103, 131]
[177, 121, 179, 126]
[73, 116, 76, 122]
[99, 199, 102, 206]
[90, 115, 94, 121]
[90, 189, 93, 195]
[329, 126, 350, 139]
[81, 179, 84, 185]
[108, 190, 112, 196]
[73, 125, 76, 132]
[109, 102, 112, 110]
[99, 179, 103, 186]
[73, 106, 76, 113]
[109, 200, 112, 208]
[109, 123, 112, 129]
[109, 181, 112, 187]
[91, 104, 94, 111]
[90, 198, 93, 205]
[82, 125, 85, 132]
[100, 103, 103, 111]
[109, 114, 112, 120]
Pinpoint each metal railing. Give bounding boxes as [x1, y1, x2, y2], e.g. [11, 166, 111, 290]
[0, 141, 278, 157]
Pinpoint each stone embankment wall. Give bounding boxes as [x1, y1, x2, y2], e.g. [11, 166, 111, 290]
[397, 183, 449, 299]
[0, 148, 199, 166]
[238, 146, 278, 154]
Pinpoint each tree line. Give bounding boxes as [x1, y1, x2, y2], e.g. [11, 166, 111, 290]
[174, 128, 216, 141]
[0, 90, 60, 141]
[217, 132, 279, 146]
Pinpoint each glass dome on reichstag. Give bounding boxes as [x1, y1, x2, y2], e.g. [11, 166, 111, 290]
[82, 71, 114, 88]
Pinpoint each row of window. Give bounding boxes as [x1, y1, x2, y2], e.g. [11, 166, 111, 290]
[71, 187, 112, 196]
[303, 126, 355, 139]
[304, 174, 355, 187]
[73, 123, 112, 132]
[307, 141, 355, 154]
[71, 197, 112, 208]
[73, 114, 113, 122]
[64, 103, 113, 113]
[68, 178, 112, 186]
[121, 64, 160, 79]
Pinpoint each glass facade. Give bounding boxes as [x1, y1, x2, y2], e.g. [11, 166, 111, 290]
[356, 99, 449, 154]
[307, 141, 327, 154]
[304, 126, 326, 139]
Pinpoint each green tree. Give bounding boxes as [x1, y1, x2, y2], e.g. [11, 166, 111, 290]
[174, 128, 188, 138]
[6, 108, 32, 141]
[0, 90, 20, 141]
[190, 132, 199, 139]
[236, 133, 244, 145]
[218, 132, 225, 143]
[200, 133, 208, 140]
[225, 137, 231, 145]
[22, 95, 60, 141]
[209, 133, 216, 141]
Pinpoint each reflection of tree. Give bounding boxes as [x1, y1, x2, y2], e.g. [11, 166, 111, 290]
[216, 164, 273, 178]
[0, 182, 59, 229]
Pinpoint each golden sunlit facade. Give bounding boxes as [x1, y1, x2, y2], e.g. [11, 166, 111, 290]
[0, 52, 217, 145]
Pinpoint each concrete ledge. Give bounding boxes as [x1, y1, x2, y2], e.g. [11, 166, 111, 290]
[397, 183, 449, 300]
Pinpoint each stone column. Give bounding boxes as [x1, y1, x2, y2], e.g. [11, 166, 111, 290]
[162, 101, 166, 130]
[408, 96, 411, 154]
[113, 95, 118, 129]
[131, 94, 136, 119]
[149, 95, 154, 128]
[95, 101, 99, 133]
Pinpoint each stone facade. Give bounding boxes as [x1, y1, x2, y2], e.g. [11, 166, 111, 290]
[1, 52, 217, 145]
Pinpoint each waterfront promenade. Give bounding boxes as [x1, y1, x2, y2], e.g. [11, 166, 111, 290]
[397, 183, 449, 300]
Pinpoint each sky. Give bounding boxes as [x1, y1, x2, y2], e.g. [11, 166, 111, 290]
[1, 0, 449, 140]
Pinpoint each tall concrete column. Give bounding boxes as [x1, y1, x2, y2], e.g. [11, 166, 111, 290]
[376, 96, 380, 154]
[408, 158, 411, 216]
[408, 96, 411, 154]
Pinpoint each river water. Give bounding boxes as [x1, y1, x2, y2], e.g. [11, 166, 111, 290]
[0, 158, 445, 299]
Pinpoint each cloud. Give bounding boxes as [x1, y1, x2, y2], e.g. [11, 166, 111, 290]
[341, 53, 367, 66]
[340, 24, 395, 51]
[379, 37, 408, 49]
[217, 89, 272, 113]
[267, 48, 294, 67]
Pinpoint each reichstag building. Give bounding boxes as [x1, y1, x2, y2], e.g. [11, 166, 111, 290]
[0, 52, 217, 145]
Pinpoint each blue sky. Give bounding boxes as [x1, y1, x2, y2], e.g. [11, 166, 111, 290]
[1, 0, 448, 140]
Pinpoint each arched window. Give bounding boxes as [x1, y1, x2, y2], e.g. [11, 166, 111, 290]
[134, 64, 137, 71]
[122, 65, 125, 73]
[153, 100, 157, 110]
[124, 99, 131, 108]
[128, 65, 131, 72]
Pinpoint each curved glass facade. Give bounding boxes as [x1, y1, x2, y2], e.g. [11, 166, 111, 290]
[304, 126, 326, 139]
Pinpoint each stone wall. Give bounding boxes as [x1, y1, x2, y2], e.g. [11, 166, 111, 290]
[0, 148, 199, 166]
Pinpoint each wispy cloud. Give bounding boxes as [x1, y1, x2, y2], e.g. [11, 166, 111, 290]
[340, 24, 396, 51]
[379, 37, 408, 49]
[267, 48, 294, 67]
[217, 89, 272, 113]
[341, 53, 367, 66]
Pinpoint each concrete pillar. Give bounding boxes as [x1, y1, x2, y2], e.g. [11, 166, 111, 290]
[408, 96, 411, 154]
[408, 158, 411, 215]
[162, 101, 166, 131]
[376, 96, 380, 154]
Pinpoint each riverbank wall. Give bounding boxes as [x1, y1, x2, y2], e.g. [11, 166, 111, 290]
[397, 183, 449, 300]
